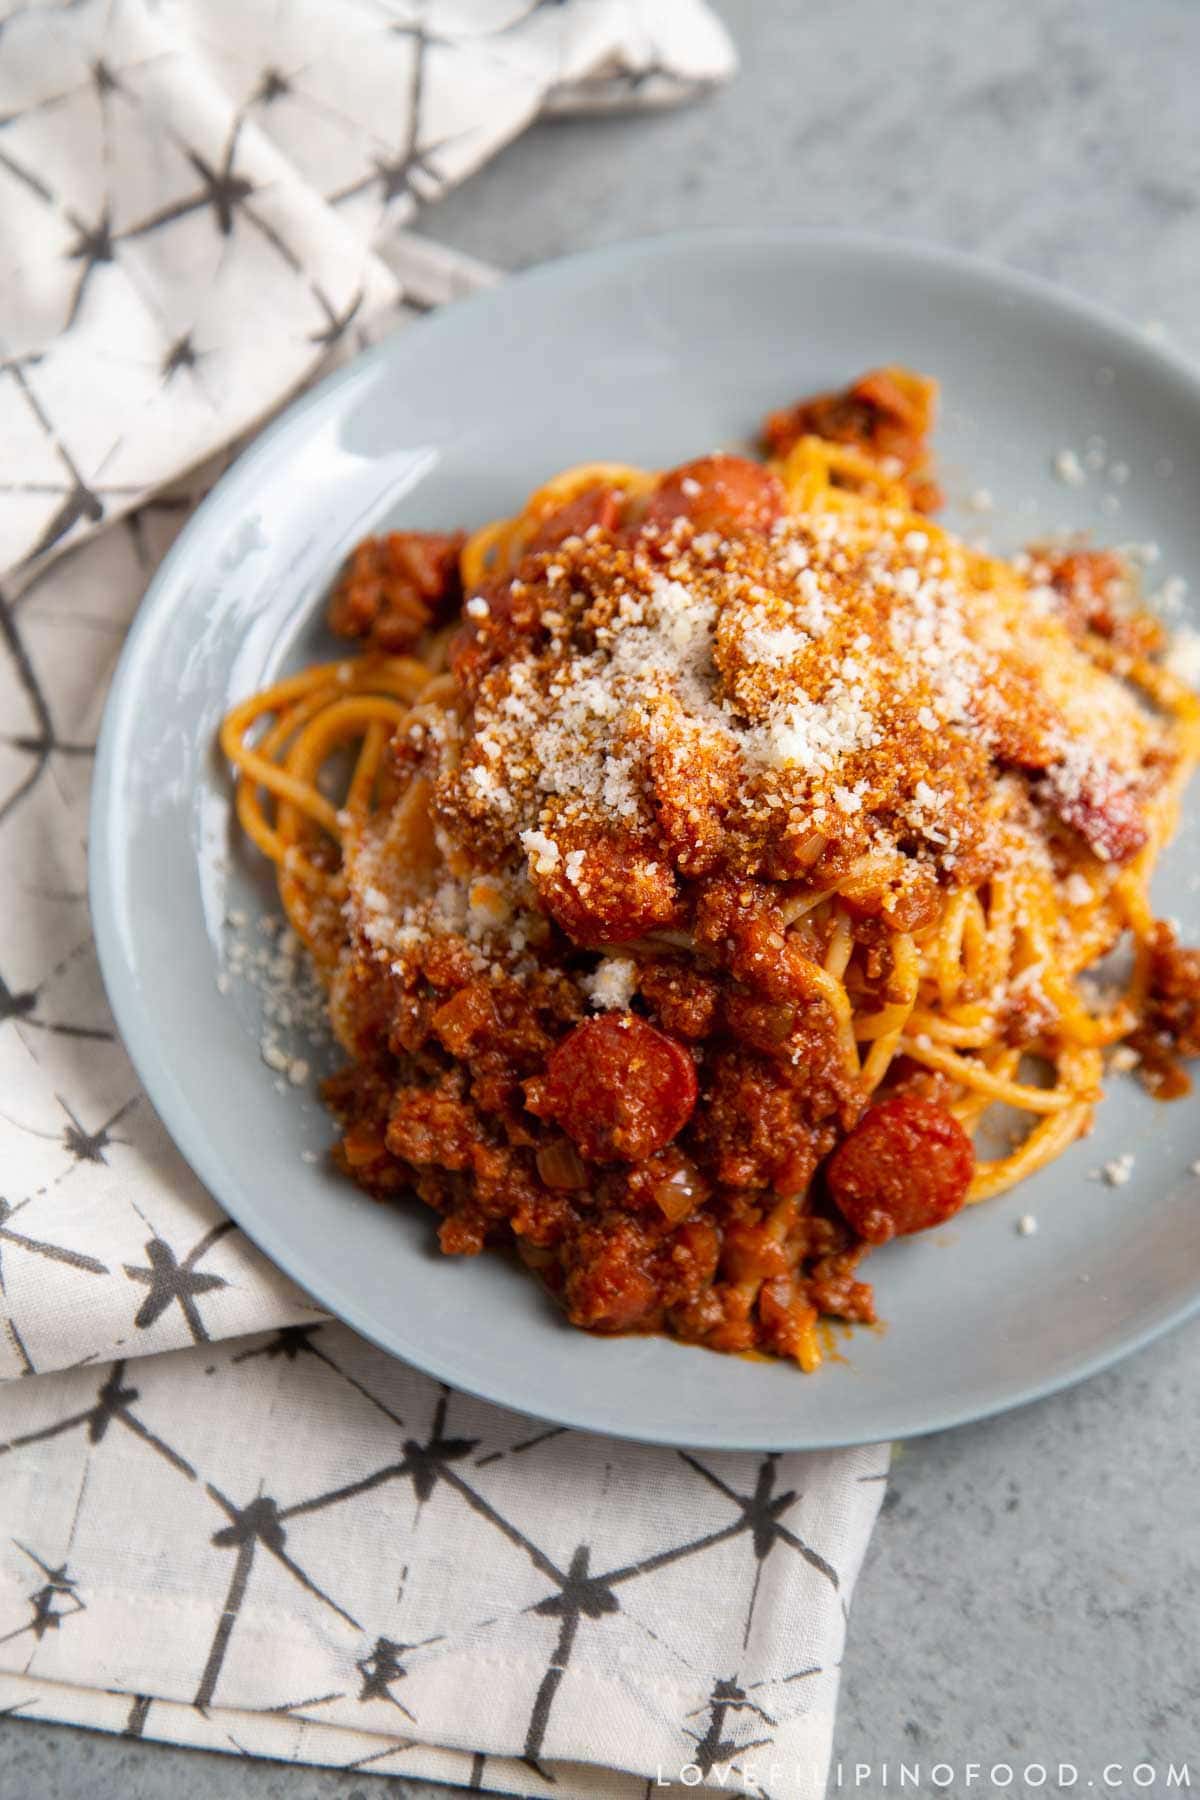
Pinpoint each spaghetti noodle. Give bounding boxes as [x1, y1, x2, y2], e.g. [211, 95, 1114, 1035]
[221, 368, 1200, 1371]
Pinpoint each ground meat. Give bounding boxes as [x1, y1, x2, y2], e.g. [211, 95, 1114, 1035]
[1144, 930, 1200, 1055]
[385, 1082, 478, 1171]
[691, 1047, 837, 1195]
[328, 530, 464, 651]
[761, 367, 941, 510]
[1130, 924, 1200, 1095]
[429, 976, 555, 1065]
[561, 1216, 661, 1331]
[1035, 545, 1165, 658]
[659, 1217, 722, 1305]
[637, 958, 721, 1040]
[693, 879, 833, 1006]
[645, 723, 735, 877]
[752, 1280, 813, 1360]
[806, 1252, 877, 1325]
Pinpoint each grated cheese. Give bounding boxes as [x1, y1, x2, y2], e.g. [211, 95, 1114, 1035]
[584, 957, 638, 1011]
[520, 829, 560, 875]
[1054, 449, 1086, 488]
[1166, 625, 1200, 686]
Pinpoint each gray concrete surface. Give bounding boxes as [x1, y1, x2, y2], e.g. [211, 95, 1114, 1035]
[4, 0, 1200, 1794]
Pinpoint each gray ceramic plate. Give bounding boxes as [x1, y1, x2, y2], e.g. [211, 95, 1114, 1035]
[92, 229, 1200, 1449]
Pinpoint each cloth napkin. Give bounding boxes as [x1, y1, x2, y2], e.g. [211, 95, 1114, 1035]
[0, 0, 735, 579]
[0, 5, 891, 1796]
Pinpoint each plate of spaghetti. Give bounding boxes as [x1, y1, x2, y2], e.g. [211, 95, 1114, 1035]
[92, 231, 1200, 1447]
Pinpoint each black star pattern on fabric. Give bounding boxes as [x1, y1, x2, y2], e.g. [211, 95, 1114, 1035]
[0, 141, 55, 204]
[59, 1094, 135, 1165]
[194, 1370, 843, 1766]
[680, 1452, 839, 1646]
[0, 942, 113, 1042]
[333, 137, 456, 210]
[514, 1490, 794, 1768]
[123, 1219, 235, 1341]
[308, 285, 364, 350]
[117, 120, 306, 278]
[524, 1543, 619, 1764]
[0, 972, 36, 1025]
[112, 124, 301, 276]
[395, 1395, 481, 1506]
[0, 1320, 863, 1773]
[234, 1324, 323, 1362]
[279, 1388, 478, 1520]
[160, 332, 198, 380]
[685, 1677, 776, 1778]
[197, 1487, 362, 1710]
[3, 475, 104, 567]
[63, 205, 115, 331]
[354, 1634, 439, 1721]
[0, 1080, 136, 1238]
[0, 1197, 109, 1282]
[252, 67, 292, 105]
[0, 354, 141, 571]
[0, 1544, 85, 1648]
[3, 1315, 35, 1377]
[90, 57, 122, 99]
[0, 1362, 197, 1480]
[123, 134, 254, 241]
[0, 35, 155, 135]
[330, 13, 456, 214]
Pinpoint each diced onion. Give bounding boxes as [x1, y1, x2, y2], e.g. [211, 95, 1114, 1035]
[537, 1139, 587, 1189]
[652, 1164, 705, 1223]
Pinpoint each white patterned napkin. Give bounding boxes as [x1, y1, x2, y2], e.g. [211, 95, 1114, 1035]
[0, 0, 735, 580]
[0, 5, 892, 1796]
[0, 1326, 887, 1796]
[0, 239, 479, 1385]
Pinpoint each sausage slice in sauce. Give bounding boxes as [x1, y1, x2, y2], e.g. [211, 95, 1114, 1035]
[527, 488, 621, 554]
[527, 1014, 698, 1163]
[826, 1093, 974, 1244]
[643, 454, 786, 537]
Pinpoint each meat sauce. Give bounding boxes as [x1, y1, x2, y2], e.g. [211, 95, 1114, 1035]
[1130, 924, 1200, 1097]
[762, 367, 943, 512]
[328, 529, 465, 652]
[316, 375, 1197, 1364]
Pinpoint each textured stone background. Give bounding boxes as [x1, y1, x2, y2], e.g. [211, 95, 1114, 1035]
[4, 0, 1199, 1794]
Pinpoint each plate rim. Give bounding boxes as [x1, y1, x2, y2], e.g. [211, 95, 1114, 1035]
[90, 225, 1200, 1449]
